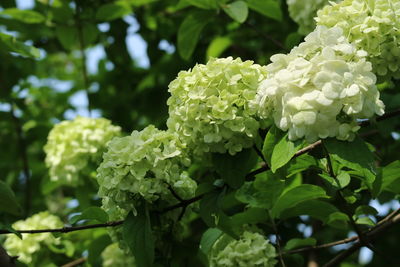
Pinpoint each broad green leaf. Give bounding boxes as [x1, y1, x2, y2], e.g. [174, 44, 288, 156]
[206, 36, 232, 59]
[56, 26, 77, 50]
[246, 0, 282, 21]
[88, 234, 111, 266]
[123, 207, 154, 267]
[355, 205, 378, 216]
[381, 160, 400, 194]
[212, 148, 258, 188]
[178, 11, 212, 60]
[82, 23, 99, 46]
[284, 238, 316, 251]
[0, 180, 22, 216]
[327, 212, 349, 229]
[323, 137, 376, 187]
[235, 171, 284, 209]
[200, 190, 238, 238]
[336, 172, 351, 188]
[129, 0, 159, 6]
[270, 132, 303, 173]
[271, 184, 329, 218]
[199, 228, 223, 255]
[222, 1, 248, 23]
[186, 0, 219, 9]
[0, 8, 45, 24]
[231, 207, 269, 225]
[286, 154, 319, 177]
[70, 207, 109, 224]
[96, 2, 132, 21]
[355, 217, 375, 226]
[262, 125, 283, 166]
[0, 33, 40, 58]
[280, 200, 339, 223]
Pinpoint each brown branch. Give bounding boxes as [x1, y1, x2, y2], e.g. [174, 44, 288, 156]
[269, 211, 286, 267]
[282, 209, 400, 256]
[323, 213, 400, 267]
[0, 194, 204, 235]
[61, 257, 86, 267]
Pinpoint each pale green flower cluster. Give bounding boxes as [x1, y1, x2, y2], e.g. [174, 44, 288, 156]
[101, 243, 136, 267]
[316, 0, 400, 79]
[167, 57, 268, 156]
[3, 211, 63, 264]
[256, 26, 384, 142]
[287, 0, 335, 35]
[44, 116, 121, 186]
[97, 125, 197, 213]
[209, 230, 277, 267]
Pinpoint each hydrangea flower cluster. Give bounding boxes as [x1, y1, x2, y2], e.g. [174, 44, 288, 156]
[167, 57, 268, 156]
[96, 125, 197, 213]
[209, 230, 277, 267]
[287, 0, 335, 35]
[44, 116, 121, 186]
[316, 0, 400, 79]
[255, 26, 385, 142]
[101, 243, 136, 267]
[3, 212, 63, 264]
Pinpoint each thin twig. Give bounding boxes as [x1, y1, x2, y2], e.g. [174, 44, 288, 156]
[323, 213, 400, 267]
[61, 257, 86, 267]
[269, 211, 286, 267]
[283, 209, 400, 256]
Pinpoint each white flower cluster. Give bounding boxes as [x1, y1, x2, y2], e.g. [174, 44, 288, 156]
[44, 116, 121, 186]
[101, 243, 136, 267]
[287, 0, 335, 35]
[255, 26, 384, 142]
[209, 230, 277, 267]
[3, 212, 64, 264]
[316, 0, 400, 79]
[167, 57, 268, 156]
[97, 125, 197, 213]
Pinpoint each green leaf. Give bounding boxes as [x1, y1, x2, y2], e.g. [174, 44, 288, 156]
[286, 154, 319, 177]
[355, 217, 375, 226]
[271, 184, 329, 218]
[235, 171, 284, 209]
[246, 0, 282, 21]
[200, 190, 238, 238]
[355, 205, 378, 216]
[231, 207, 269, 225]
[323, 137, 376, 187]
[222, 1, 248, 23]
[212, 148, 258, 188]
[186, 0, 219, 9]
[70, 207, 109, 224]
[262, 125, 284, 166]
[96, 2, 132, 21]
[88, 234, 111, 266]
[123, 207, 154, 267]
[56, 26, 77, 50]
[270, 132, 303, 173]
[285, 32, 303, 49]
[206, 36, 232, 59]
[0, 180, 22, 216]
[381, 160, 400, 194]
[178, 11, 212, 60]
[284, 238, 316, 251]
[0, 32, 40, 58]
[280, 200, 339, 223]
[327, 212, 349, 229]
[199, 228, 223, 255]
[0, 8, 45, 24]
[336, 172, 351, 188]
